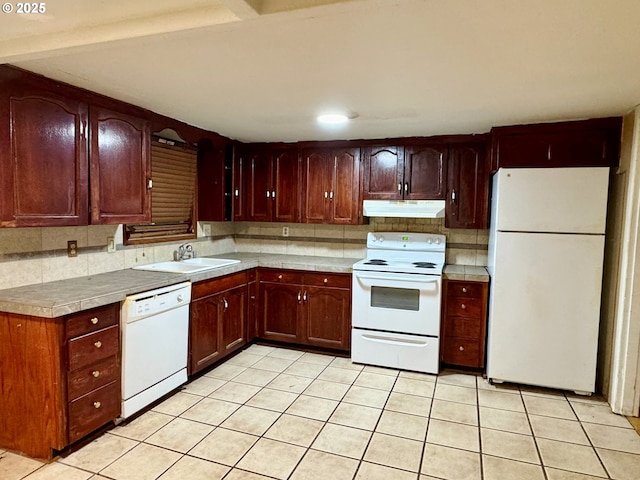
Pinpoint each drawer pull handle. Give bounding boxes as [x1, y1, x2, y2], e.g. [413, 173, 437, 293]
[462, 287, 467, 293]
[93, 401, 101, 409]
[461, 304, 466, 309]
[90, 317, 99, 325]
[92, 370, 100, 378]
[459, 346, 465, 351]
[94, 341, 102, 349]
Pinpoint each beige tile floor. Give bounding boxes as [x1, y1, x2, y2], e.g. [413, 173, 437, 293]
[2, 344, 640, 480]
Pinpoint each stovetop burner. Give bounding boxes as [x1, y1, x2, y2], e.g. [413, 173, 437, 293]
[364, 259, 388, 265]
[413, 262, 436, 269]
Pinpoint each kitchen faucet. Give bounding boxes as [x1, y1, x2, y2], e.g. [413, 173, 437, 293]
[176, 243, 195, 261]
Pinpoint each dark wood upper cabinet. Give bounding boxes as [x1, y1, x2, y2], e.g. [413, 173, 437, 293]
[245, 148, 272, 222]
[232, 146, 246, 221]
[491, 117, 622, 170]
[362, 145, 404, 199]
[0, 87, 89, 227]
[302, 147, 361, 224]
[89, 106, 151, 224]
[404, 144, 447, 199]
[198, 141, 227, 221]
[272, 148, 301, 223]
[446, 142, 488, 229]
[363, 143, 446, 200]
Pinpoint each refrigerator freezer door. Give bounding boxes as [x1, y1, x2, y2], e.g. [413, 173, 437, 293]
[486, 231, 605, 393]
[493, 167, 609, 234]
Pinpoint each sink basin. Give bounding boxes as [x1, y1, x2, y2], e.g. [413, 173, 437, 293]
[133, 258, 240, 274]
[181, 258, 241, 268]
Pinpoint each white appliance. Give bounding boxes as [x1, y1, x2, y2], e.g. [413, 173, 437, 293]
[363, 200, 446, 218]
[486, 167, 609, 394]
[351, 232, 445, 374]
[120, 282, 191, 419]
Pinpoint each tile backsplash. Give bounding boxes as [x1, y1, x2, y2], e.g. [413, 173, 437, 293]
[0, 219, 487, 289]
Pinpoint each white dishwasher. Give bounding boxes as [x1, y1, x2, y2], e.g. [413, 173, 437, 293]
[120, 281, 191, 419]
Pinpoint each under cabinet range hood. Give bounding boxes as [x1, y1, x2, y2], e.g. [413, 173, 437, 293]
[363, 200, 446, 218]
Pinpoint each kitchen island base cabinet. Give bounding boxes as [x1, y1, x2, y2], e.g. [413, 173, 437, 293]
[440, 280, 488, 369]
[189, 271, 249, 376]
[0, 303, 121, 459]
[258, 269, 351, 351]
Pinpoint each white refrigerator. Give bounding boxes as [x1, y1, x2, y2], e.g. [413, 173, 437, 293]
[486, 167, 609, 394]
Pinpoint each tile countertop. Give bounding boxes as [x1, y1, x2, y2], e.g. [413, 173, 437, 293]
[0, 253, 489, 318]
[442, 264, 490, 282]
[0, 253, 360, 318]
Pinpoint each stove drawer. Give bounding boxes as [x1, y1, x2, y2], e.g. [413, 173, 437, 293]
[351, 329, 439, 374]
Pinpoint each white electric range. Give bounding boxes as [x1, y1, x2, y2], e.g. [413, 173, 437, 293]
[351, 232, 445, 374]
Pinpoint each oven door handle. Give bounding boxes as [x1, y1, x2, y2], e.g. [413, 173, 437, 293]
[361, 333, 430, 347]
[354, 273, 440, 285]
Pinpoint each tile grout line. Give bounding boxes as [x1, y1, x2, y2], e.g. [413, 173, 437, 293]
[566, 392, 613, 479]
[520, 386, 550, 480]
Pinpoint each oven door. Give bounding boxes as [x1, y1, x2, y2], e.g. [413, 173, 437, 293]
[352, 270, 441, 336]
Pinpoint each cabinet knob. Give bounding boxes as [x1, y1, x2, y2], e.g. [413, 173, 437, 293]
[94, 341, 102, 349]
[462, 287, 467, 293]
[90, 317, 99, 325]
[93, 401, 101, 409]
[92, 370, 100, 378]
[324, 278, 328, 284]
[278, 274, 283, 280]
[461, 304, 466, 309]
[459, 346, 465, 351]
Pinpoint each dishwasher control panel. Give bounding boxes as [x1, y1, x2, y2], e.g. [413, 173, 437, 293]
[122, 282, 192, 322]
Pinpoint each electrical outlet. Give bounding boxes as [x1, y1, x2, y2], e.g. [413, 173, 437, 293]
[282, 227, 289, 237]
[67, 240, 78, 257]
[203, 224, 212, 236]
[107, 236, 116, 253]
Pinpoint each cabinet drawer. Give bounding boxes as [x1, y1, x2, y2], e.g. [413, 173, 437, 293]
[442, 337, 482, 368]
[193, 271, 247, 299]
[66, 304, 118, 339]
[446, 297, 483, 318]
[67, 355, 119, 400]
[68, 325, 119, 371]
[447, 282, 484, 299]
[444, 315, 482, 339]
[68, 381, 120, 443]
[259, 269, 303, 284]
[304, 273, 351, 289]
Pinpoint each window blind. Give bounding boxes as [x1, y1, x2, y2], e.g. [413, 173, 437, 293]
[126, 138, 197, 243]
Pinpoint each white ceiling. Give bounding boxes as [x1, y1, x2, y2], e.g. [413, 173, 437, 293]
[1, 0, 639, 143]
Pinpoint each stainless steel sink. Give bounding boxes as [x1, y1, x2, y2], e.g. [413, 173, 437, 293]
[132, 258, 240, 274]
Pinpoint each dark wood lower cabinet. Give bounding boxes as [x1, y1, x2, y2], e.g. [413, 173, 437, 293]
[0, 303, 120, 459]
[258, 269, 351, 351]
[440, 280, 488, 368]
[189, 271, 249, 375]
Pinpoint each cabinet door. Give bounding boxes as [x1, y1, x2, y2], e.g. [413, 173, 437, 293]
[189, 296, 221, 375]
[446, 143, 487, 229]
[198, 143, 226, 221]
[302, 149, 331, 223]
[331, 148, 361, 224]
[89, 106, 151, 224]
[220, 285, 247, 355]
[245, 149, 272, 221]
[259, 282, 301, 343]
[232, 149, 246, 221]
[1, 92, 88, 226]
[272, 148, 300, 222]
[362, 146, 404, 200]
[304, 286, 351, 350]
[404, 144, 447, 199]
